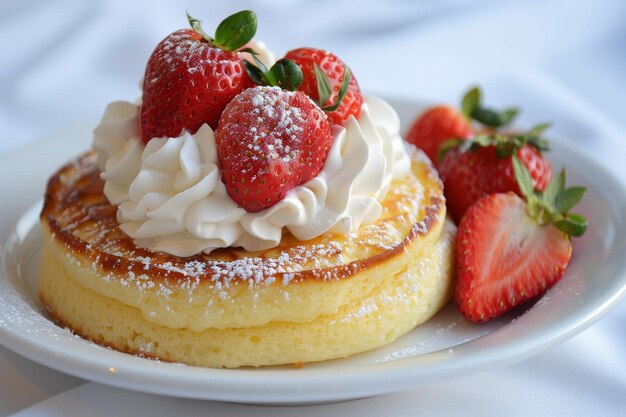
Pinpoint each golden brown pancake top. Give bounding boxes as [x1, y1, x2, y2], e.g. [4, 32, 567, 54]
[41, 151, 445, 290]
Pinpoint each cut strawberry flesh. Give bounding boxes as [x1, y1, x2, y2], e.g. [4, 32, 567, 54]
[455, 193, 572, 322]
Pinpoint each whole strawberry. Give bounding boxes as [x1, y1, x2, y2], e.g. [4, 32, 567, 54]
[284, 47, 362, 125]
[406, 106, 472, 166]
[439, 125, 552, 222]
[455, 158, 587, 322]
[406, 87, 518, 166]
[219, 51, 352, 212]
[215, 85, 332, 212]
[140, 11, 257, 143]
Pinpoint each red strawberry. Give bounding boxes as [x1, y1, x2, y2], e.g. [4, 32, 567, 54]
[406, 87, 520, 167]
[284, 47, 362, 125]
[215, 86, 333, 212]
[140, 11, 257, 143]
[405, 105, 472, 166]
[455, 193, 571, 322]
[439, 127, 552, 222]
[455, 159, 587, 322]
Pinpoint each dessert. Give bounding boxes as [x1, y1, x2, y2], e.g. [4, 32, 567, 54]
[39, 10, 455, 367]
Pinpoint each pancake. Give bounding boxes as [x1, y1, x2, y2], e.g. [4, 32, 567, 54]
[39, 149, 455, 368]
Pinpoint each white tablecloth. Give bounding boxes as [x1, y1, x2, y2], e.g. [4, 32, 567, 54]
[1, 0, 625, 415]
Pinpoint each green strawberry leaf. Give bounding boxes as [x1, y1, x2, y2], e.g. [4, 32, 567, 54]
[513, 156, 535, 201]
[244, 56, 303, 91]
[467, 124, 551, 160]
[543, 169, 565, 209]
[244, 59, 270, 86]
[436, 138, 465, 163]
[515, 160, 587, 237]
[461, 86, 481, 119]
[554, 213, 588, 237]
[526, 135, 551, 152]
[269, 59, 303, 91]
[527, 123, 551, 137]
[499, 108, 519, 125]
[321, 66, 351, 112]
[471, 108, 499, 127]
[470, 133, 494, 150]
[250, 53, 269, 74]
[494, 140, 519, 157]
[187, 11, 213, 42]
[471, 107, 519, 128]
[520, 124, 551, 152]
[555, 186, 587, 214]
[214, 10, 257, 51]
[239, 47, 258, 55]
[314, 63, 332, 107]
[461, 87, 520, 129]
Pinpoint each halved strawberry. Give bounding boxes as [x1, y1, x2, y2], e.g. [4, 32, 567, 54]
[439, 125, 552, 222]
[455, 158, 587, 322]
[140, 11, 256, 143]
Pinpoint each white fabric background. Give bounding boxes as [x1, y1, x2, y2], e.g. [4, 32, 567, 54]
[1, 0, 625, 415]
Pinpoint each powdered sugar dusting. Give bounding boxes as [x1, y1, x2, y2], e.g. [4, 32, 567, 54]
[147, 30, 242, 84]
[54, 173, 438, 306]
[225, 86, 309, 163]
[61, 231, 349, 303]
[41, 146, 444, 326]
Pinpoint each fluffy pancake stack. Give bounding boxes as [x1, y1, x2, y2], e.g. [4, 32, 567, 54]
[39, 150, 455, 368]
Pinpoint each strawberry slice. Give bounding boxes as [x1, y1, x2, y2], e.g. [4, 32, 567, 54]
[455, 158, 587, 322]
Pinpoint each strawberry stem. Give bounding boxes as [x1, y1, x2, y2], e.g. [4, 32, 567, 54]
[440, 125, 551, 160]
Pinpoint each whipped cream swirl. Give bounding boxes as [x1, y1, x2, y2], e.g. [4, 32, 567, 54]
[93, 96, 411, 256]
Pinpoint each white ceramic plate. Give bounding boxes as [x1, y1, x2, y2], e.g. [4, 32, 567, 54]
[1, 99, 626, 405]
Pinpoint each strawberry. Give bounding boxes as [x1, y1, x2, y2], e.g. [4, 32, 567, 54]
[223, 48, 351, 212]
[439, 125, 552, 222]
[284, 47, 362, 125]
[215, 86, 332, 212]
[406, 87, 519, 167]
[140, 11, 257, 143]
[455, 158, 587, 322]
[406, 106, 472, 166]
